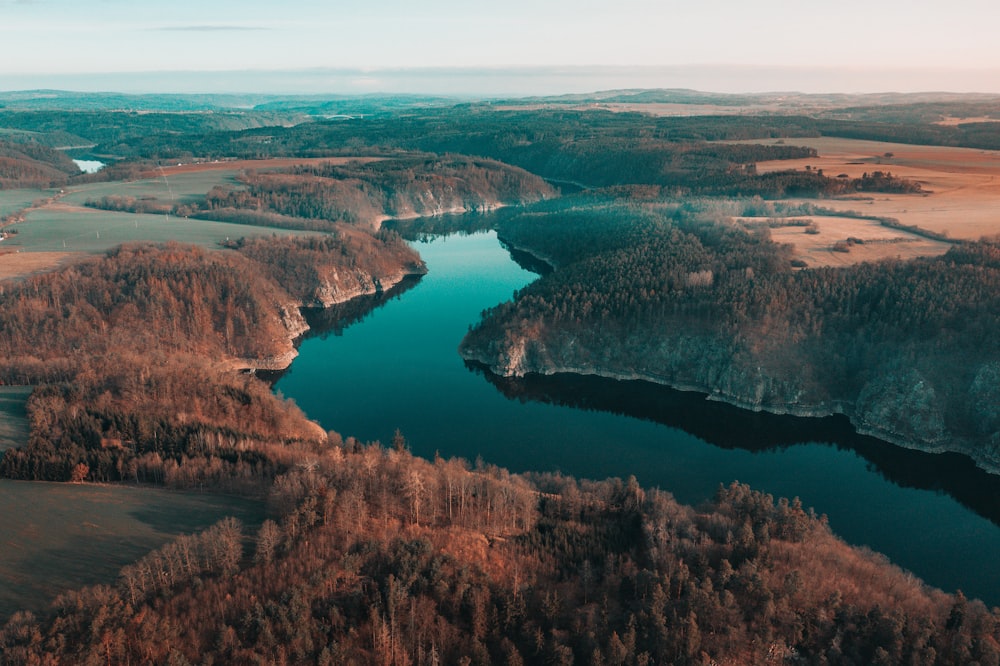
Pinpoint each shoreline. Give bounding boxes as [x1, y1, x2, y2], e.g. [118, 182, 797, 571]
[227, 266, 426, 373]
[463, 237, 996, 475]
[461, 349, 988, 473]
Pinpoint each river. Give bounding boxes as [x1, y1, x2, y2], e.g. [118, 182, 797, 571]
[275, 227, 1000, 606]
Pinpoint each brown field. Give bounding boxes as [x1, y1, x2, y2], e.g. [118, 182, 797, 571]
[748, 137, 1000, 241]
[737, 216, 952, 267]
[141, 156, 382, 178]
[0, 250, 78, 281]
[934, 117, 1000, 126]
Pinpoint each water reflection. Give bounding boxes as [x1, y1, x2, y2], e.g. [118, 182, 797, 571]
[258, 276, 423, 384]
[468, 362, 1000, 527]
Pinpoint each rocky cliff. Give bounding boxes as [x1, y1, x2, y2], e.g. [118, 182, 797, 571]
[461, 325, 1000, 472]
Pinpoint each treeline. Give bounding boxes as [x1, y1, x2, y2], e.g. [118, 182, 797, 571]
[12, 104, 964, 199]
[0, 109, 297, 158]
[0, 234, 423, 484]
[463, 199, 1000, 464]
[3, 442, 997, 664]
[203, 156, 555, 228]
[0, 140, 80, 189]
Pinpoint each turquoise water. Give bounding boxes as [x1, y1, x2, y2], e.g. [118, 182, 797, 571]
[276, 230, 1000, 605]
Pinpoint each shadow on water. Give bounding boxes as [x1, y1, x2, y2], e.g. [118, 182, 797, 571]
[467, 361, 1000, 527]
[257, 275, 423, 384]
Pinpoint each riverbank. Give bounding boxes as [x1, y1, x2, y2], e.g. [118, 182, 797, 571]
[463, 223, 1000, 475]
[276, 228, 1000, 605]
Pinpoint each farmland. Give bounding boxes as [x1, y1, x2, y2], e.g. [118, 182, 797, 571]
[0, 386, 30, 452]
[736, 214, 953, 267]
[748, 137, 1000, 241]
[0, 480, 263, 620]
[2, 207, 304, 255]
[0, 158, 370, 280]
[0, 188, 52, 219]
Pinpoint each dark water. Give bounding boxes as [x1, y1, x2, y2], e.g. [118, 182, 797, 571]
[276, 229, 1000, 606]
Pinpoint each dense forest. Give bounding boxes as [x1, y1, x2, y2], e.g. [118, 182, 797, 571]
[462, 198, 1000, 470]
[3, 94, 1000, 660]
[0, 232, 423, 485]
[4, 442, 999, 665]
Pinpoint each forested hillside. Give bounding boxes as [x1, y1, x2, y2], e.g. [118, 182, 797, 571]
[84, 156, 555, 230]
[0, 140, 80, 189]
[462, 199, 1000, 470]
[4, 443, 997, 665]
[0, 232, 424, 485]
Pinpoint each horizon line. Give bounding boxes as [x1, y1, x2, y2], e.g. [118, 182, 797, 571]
[3, 65, 1000, 97]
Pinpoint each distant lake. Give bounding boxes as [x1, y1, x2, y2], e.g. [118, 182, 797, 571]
[72, 159, 104, 174]
[276, 225, 1000, 606]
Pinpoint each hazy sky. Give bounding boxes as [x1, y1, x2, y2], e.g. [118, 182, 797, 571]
[3, 0, 999, 94]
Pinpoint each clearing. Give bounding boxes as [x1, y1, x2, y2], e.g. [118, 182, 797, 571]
[0, 158, 376, 280]
[0, 480, 263, 620]
[736, 216, 952, 268]
[3, 207, 305, 255]
[746, 137, 1000, 242]
[0, 250, 78, 281]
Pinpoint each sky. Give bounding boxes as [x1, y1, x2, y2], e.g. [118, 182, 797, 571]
[2, 0, 1000, 94]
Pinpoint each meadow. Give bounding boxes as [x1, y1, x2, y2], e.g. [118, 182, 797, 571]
[737, 214, 953, 267]
[0, 480, 263, 620]
[0, 387, 30, 453]
[3, 207, 303, 253]
[0, 188, 52, 219]
[749, 137, 1000, 241]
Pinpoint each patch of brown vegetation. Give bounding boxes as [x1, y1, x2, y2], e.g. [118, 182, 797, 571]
[934, 116, 1000, 126]
[747, 137, 1000, 240]
[0, 251, 78, 281]
[737, 216, 953, 267]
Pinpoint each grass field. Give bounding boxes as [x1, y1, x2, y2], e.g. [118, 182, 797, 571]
[60, 170, 246, 208]
[0, 188, 53, 218]
[0, 386, 31, 453]
[0, 480, 264, 620]
[0, 157, 383, 281]
[3, 206, 306, 255]
[737, 215, 953, 267]
[747, 137, 1000, 242]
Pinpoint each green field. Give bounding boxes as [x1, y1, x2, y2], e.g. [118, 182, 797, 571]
[0, 480, 264, 619]
[61, 169, 246, 208]
[5, 208, 306, 253]
[0, 386, 31, 453]
[0, 188, 53, 218]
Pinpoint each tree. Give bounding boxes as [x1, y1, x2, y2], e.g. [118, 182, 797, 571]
[70, 462, 89, 483]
